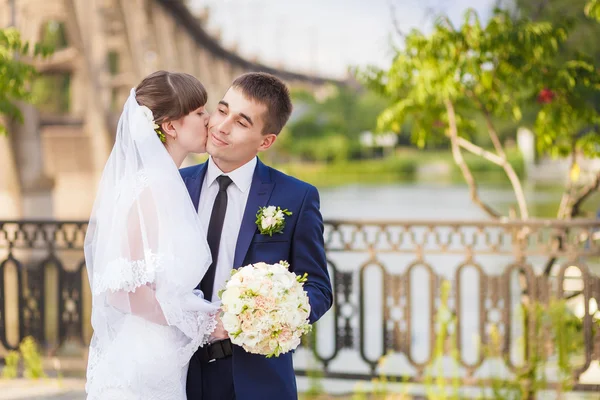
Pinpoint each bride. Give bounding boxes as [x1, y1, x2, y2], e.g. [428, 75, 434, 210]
[84, 71, 219, 399]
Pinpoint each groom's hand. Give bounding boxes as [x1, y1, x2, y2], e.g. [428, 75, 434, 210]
[211, 310, 229, 340]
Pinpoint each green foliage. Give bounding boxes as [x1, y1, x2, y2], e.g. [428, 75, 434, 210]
[482, 300, 587, 400]
[515, 0, 600, 61]
[277, 86, 388, 162]
[484, 325, 521, 400]
[534, 55, 600, 157]
[358, 7, 600, 159]
[0, 336, 48, 380]
[19, 336, 46, 379]
[1, 350, 20, 379]
[273, 148, 523, 188]
[586, 0, 600, 21]
[0, 28, 52, 135]
[39, 20, 68, 50]
[31, 73, 71, 114]
[423, 280, 461, 400]
[274, 156, 417, 187]
[514, 0, 600, 157]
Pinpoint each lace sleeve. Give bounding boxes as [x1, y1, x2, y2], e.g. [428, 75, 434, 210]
[92, 251, 160, 295]
[90, 175, 217, 342]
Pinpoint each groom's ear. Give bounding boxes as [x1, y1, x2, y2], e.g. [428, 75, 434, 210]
[257, 133, 277, 152]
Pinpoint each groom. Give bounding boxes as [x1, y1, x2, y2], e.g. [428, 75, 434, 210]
[181, 72, 333, 399]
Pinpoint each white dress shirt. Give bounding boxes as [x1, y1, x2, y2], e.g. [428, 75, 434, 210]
[197, 156, 257, 302]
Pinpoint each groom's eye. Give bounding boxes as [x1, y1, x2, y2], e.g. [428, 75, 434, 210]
[218, 109, 227, 115]
[238, 121, 247, 128]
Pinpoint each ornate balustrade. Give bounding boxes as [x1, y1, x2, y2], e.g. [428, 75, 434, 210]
[1, 219, 599, 391]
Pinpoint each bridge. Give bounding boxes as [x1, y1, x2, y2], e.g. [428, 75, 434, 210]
[0, 0, 343, 221]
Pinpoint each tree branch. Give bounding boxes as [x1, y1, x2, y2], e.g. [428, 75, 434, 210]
[457, 137, 506, 165]
[482, 110, 506, 157]
[545, 170, 599, 275]
[557, 143, 578, 219]
[571, 171, 600, 218]
[468, 98, 529, 219]
[456, 135, 529, 219]
[445, 99, 502, 219]
[388, 1, 406, 39]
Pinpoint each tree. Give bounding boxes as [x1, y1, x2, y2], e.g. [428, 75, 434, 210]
[358, 7, 600, 220]
[276, 86, 388, 162]
[586, 0, 600, 21]
[0, 28, 52, 135]
[513, 0, 600, 60]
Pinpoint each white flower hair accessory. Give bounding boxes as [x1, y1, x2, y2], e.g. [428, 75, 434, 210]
[255, 206, 292, 236]
[139, 105, 166, 143]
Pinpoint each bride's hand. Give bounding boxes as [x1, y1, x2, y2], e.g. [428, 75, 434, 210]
[211, 309, 229, 340]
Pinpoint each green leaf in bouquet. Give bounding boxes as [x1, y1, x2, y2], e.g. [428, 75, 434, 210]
[296, 272, 308, 283]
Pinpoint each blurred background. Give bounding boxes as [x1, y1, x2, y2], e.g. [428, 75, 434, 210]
[0, 0, 600, 398]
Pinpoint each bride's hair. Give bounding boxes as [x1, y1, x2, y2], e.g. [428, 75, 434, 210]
[135, 70, 208, 140]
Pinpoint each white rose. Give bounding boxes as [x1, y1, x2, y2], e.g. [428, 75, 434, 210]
[271, 264, 288, 275]
[222, 287, 244, 314]
[246, 278, 262, 293]
[253, 262, 269, 270]
[243, 334, 260, 348]
[263, 206, 276, 217]
[225, 278, 242, 289]
[261, 216, 275, 230]
[139, 106, 154, 124]
[273, 273, 294, 289]
[275, 210, 284, 220]
[237, 266, 255, 279]
[288, 336, 301, 351]
[222, 312, 241, 332]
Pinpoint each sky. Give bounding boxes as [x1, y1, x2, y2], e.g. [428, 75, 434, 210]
[189, 0, 500, 79]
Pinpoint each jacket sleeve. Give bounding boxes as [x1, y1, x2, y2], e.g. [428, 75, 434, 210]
[290, 185, 333, 323]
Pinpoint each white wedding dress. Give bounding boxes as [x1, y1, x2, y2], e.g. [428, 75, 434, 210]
[84, 90, 218, 399]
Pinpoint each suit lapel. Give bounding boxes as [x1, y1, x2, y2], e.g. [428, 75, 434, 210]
[183, 162, 208, 212]
[233, 159, 274, 268]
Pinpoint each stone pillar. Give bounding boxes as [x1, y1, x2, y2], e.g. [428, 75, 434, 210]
[9, 104, 54, 218]
[0, 118, 22, 219]
[152, 5, 179, 71]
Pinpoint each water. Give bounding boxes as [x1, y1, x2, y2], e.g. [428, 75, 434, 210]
[318, 181, 574, 220]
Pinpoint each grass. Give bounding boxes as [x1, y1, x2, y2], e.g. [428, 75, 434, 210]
[267, 149, 525, 188]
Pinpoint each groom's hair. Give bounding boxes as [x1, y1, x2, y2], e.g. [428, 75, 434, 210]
[231, 72, 292, 135]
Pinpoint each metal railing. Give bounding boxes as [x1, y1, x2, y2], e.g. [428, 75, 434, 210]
[0, 219, 599, 391]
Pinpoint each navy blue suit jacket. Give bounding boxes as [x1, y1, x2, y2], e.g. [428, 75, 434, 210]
[181, 158, 333, 399]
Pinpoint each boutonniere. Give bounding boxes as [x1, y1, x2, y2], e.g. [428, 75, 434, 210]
[256, 206, 292, 236]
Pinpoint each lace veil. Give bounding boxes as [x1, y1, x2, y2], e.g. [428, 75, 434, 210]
[84, 89, 217, 381]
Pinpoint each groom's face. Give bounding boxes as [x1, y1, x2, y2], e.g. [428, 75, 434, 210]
[207, 87, 276, 170]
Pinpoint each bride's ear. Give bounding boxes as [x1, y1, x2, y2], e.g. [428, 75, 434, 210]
[161, 120, 177, 140]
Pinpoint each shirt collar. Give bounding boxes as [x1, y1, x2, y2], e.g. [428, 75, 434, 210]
[205, 156, 257, 193]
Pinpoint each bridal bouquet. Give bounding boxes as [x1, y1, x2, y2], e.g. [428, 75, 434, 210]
[219, 261, 311, 357]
